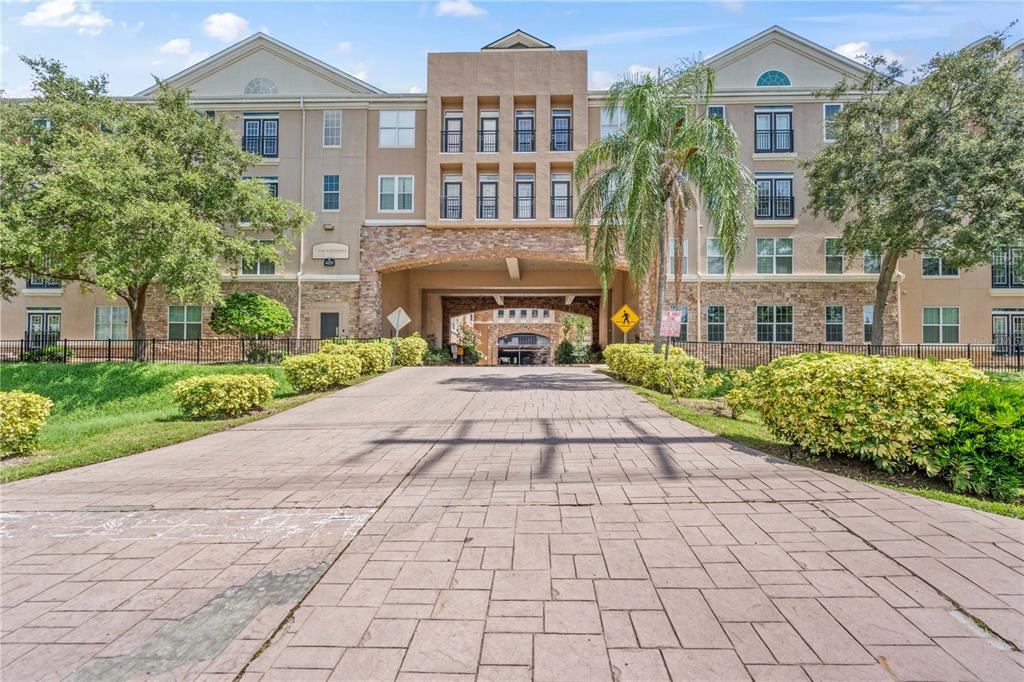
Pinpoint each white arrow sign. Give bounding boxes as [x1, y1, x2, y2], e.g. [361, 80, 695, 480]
[387, 307, 412, 332]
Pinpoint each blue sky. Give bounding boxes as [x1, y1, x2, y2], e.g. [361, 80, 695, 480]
[2, 1, 1021, 96]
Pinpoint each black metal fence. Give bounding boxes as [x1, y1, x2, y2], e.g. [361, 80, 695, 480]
[0, 337, 373, 365]
[669, 340, 1024, 372]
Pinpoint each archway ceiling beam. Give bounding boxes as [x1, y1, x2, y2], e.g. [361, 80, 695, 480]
[505, 258, 521, 281]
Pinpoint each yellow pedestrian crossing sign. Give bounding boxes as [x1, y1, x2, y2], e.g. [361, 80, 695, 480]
[611, 305, 639, 334]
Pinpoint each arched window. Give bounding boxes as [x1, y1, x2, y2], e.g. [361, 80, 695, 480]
[244, 77, 279, 95]
[755, 70, 791, 87]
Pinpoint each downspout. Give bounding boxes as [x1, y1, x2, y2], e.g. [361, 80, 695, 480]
[695, 199, 703, 342]
[297, 97, 306, 337]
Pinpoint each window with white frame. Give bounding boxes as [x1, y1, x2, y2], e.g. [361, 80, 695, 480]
[667, 238, 688, 277]
[825, 305, 844, 343]
[706, 239, 725, 275]
[756, 305, 794, 342]
[756, 238, 794, 274]
[378, 110, 415, 148]
[94, 306, 129, 340]
[923, 307, 959, 344]
[922, 252, 959, 277]
[322, 175, 340, 211]
[379, 175, 414, 212]
[323, 110, 342, 147]
[863, 306, 874, 343]
[707, 105, 725, 121]
[600, 106, 627, 138]
[676, 305, 690, 342]
[168, 305, 202, 340]
[823, 103, 843, 142]
[825, 238, 844, 274]
[707, 305, 726, 342]
[242, 239, 276, 276]
[864, 250, 881, 274]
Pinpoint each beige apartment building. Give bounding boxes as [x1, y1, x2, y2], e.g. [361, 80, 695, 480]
[4, 27, 1021, 360]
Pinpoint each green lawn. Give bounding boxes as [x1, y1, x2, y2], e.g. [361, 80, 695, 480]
[625, 380, 1024, 521]
[0, 363, 325, 483]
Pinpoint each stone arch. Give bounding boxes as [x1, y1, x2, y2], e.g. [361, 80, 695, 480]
[442, 295, 600, 347]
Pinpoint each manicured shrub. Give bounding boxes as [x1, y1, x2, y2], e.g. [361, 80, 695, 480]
[554, 339, 579, 365]
[210, 293, 293, 337]
[172, 373, 276, 419]
[726, 353, 984, 471]
[393, 334, 428, 367]
[925, 379, 1024, 501]
[23, 344, 70, 363]
[0, 390, 54, 455]
[604, 343, 707, 397]
[323, 339, 392, 374]
[319, 341, 365, 372]
[282, 353, 361, 392]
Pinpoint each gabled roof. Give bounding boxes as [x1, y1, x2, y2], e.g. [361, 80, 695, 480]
[705, 25, 873, 79]
[136, 33, 385, 97]
[482, 29, 554, 51]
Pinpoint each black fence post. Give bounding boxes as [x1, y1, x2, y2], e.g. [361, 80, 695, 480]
[107, 338, 112, 362]
[719, 342, 725, 369]
[196, 338, 201, 364]
[916, 344, 921, 359]
[151, 337, 156, 362]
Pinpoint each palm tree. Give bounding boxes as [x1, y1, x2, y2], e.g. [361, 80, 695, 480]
[574, 60, 754, 353]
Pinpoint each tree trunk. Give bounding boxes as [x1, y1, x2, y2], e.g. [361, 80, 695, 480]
[870, 250, 901, 348]
[125, 283, 149, 360]
[652, 202, 670, 354]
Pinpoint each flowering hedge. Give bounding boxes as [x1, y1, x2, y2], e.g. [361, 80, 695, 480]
[604, 344, 707, 398]
[0, 390, 54, 455]
[172, 374, 276, 419]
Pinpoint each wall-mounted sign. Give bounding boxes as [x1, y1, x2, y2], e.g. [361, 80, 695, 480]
[323, 258, 336, 267]
[312, 242, 349, 260]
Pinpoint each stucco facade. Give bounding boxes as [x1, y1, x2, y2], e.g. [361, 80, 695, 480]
[4, 28, 1021, 349]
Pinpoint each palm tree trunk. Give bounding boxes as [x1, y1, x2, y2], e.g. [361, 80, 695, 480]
[652, 201, 670, 354]
[870, 250, 901, 348]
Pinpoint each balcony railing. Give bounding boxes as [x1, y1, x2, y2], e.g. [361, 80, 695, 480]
[551, 195, 573, 219]
[515, 129, 535, 152]
[754, 129, 793, 153]
[26, 278, 61, 289]
[992, 247, 1023, 288]
[755, 194, 794, 220]
[242, 135, 279, 158]
[478, 129, 498, 153]
[550, 128, 573, 151]
[478, 196, 498, 219]
[440, 196, 462, 219]
[514, 196, 535, 219]
[441, 129, 463, 153]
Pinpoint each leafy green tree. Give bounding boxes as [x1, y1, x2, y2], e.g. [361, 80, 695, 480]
[574, 61, 754, 352]
[0, 57, 311, 344]
[209, 293, 294, 338]
[803, 35, 1024, 346]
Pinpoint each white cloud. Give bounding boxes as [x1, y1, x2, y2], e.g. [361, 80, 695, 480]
[409, 86, 423, 93]
[591, 64, 657, 90]
[435, 0, 486, 18]
[718, 0, 745, 12]
[201, 12, 249, 43]
[833, 40, 904, 65]
[565, 25, 708, 49]
[3, 81, 36, 98]
[336, 41, 352, 53]
[20, 0, 112, 37]
[345, 62, 369, 81]
[159, 38, 192, 56]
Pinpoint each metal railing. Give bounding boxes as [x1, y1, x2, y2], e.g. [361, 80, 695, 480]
[441, 129, 463, 153]
[26, 279, 61, 290]
[242, 135, 279, 158]
[550, 127, 573, 151]
[478, 196, 498, 219]
[754, 129, 793, 153]
[514, 196, 535, 219]
[478, 129, 498, 153]
[515, 128, 535, 152]
[551, 195, 573, 219]
[755, 194, 794, 220]
[440, 196, 462, 219]
[664, 339, 1024, 372]
[0, 337, 374, 364]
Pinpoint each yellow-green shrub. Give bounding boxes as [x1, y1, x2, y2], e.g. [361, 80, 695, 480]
[282, 353, 361, 392]
[320, 341, 365, 372]
[604, 344, 706, 397]
[0, 390, 54, 455]
[393, 334, 428, 367]
[172, 374, 276, 419]
[322, 339, 392, 374]
[726, 353, 984, 470]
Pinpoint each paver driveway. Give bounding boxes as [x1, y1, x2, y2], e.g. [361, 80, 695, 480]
[2, 366, 1023, 681]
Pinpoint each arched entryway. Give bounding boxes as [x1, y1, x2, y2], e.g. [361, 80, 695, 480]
[497, 333, 551, 365]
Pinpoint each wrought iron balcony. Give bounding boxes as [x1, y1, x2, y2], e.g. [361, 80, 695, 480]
[26, 277, 61, 289]
[441, 129, 462, 153]
[478, 196, 498, 219]
[550, 127, 573, 151]
[515, 129, 535, 152]
[440, 196, 462, 219]
[754, 129, 793, 153]
[478, 130, 498, 153]
[755, 194, 794, 220]
[514, 196, 535, 219]
[242, 135, 279, 158]
[551, 195, 573, 219]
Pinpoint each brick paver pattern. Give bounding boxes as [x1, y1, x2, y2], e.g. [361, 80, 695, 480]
[2, 367, 1023, 681]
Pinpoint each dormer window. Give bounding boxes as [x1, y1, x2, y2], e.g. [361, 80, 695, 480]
[244, 77, 279, 95]
[755, 70, 791, 87]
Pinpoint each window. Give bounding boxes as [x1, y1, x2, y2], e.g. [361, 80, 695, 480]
[531, 309, 539, 318]
[667, 238, 688, 277]
[707, 105, 725, 120]
[323, 111, 342, 147]
[551, 109, 572, 151]
[378, 110, 415, 148]
[478, 175, 498, 218]
[322, 175, 340, 211]
[441, 176, 462, 219]
[754, 109, 793, 153]
[756, 305, 794, 342]
[242, 239, 276, 276]
[168, 305, 202, 340]
[825, 305, 844, 343]
[864, 251, 881, 274]
[551, 174, 572, 219]
[379, 175, 414, 212]
[600, 106, 627, 138]
[244, 77, 278, 95]
[755, 175, 794, 219]
[507, 309, 516, 319]
[677, 306, 690, 342]
[922, 252, 959, 277]
[514, 174, 535, 219]
[756, 238, 794, 274]
[992, 247, 1023, 288]
[27, 258, 59, 289]
[243, 114, 279, 158]
[497, 309, 505, 318]
[707, 305, 726, 342]
[923, 307, 959, 344]
[95, 306, 129, 341]
[243, 176, 279, 199]
[825, 238, 844, 274]
[30, 118, 51, 143]
[442, 112, 463, 152]
[755, 70, 791, 87]
[543, 309, 551, 318]
[706, 239, 725, 275]
[823, 103, 842, 142]
[479, 112, 499, 152]
[863, 306, 874, 343]
[514, 110, 535, 152]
